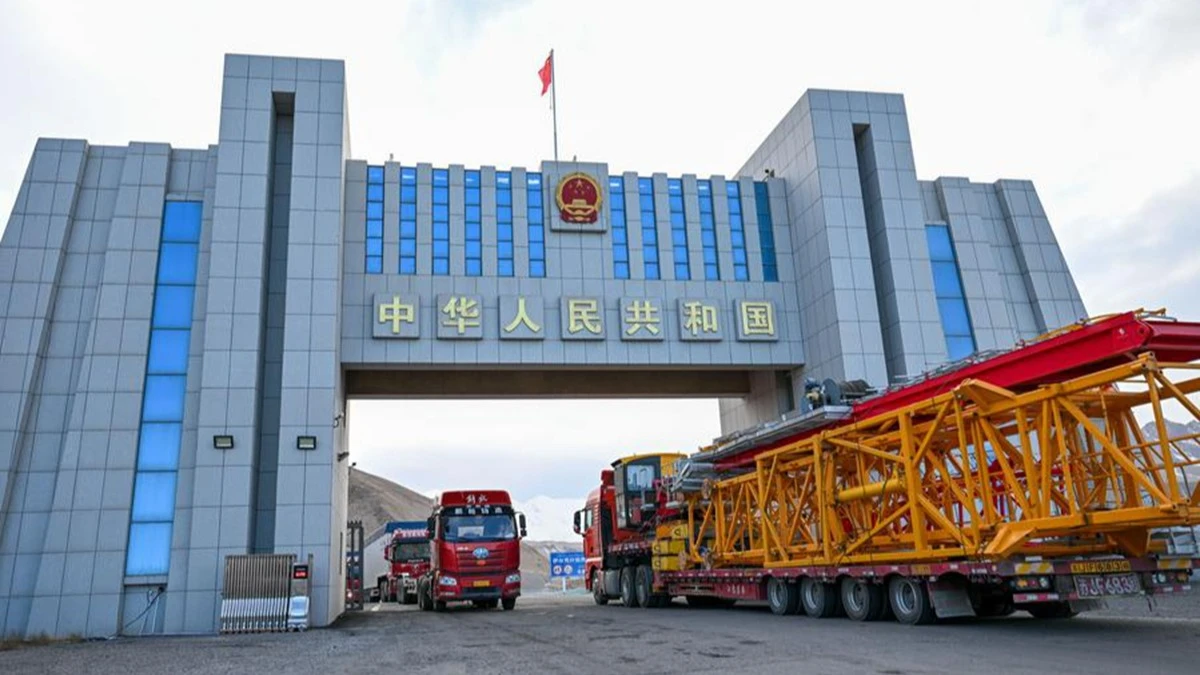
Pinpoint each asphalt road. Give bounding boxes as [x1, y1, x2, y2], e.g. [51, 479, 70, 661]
[3, 593, 1199, 675]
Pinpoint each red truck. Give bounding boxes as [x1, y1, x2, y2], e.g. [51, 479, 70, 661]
[417, 490, 526, 611]
[374, 521, 431, 604]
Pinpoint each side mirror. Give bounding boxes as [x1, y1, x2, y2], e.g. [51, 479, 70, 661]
[518, 513, 527, 539]
[426, 517, 435, 539]
[572, 510, 582, 535]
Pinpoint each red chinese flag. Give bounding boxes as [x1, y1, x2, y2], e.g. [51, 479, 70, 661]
[538, 53, 553, 96]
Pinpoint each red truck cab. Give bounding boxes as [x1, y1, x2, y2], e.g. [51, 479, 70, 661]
[417, 490, 526, 611]
[378, 522, 431, 604]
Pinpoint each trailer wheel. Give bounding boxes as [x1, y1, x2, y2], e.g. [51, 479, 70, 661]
[1025, 602, 1077, 620]
[592, 570, 609, 606]
[888, 576, 936, 625]
[800, 577, 841, 618]
[501, 597, 517, 611]
[635, 565, 656, 609]
[767, 578, 799, 615]
[620, 566, 638, 607]
[841, 578, 886, 621]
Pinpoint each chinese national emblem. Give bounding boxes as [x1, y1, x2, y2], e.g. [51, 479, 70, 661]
[555, 172, 602, 224]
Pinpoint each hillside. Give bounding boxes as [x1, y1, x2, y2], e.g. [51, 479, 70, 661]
[348, 467, 552, 591]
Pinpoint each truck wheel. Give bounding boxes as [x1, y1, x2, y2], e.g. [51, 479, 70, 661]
[620, 567, 638, 607]
[1025, 602, 1077, 619]
[888, 576, 936, 625]
[841, 578, 886, 621]
[767, 577, 799, 615]
[800, 577, 841, 618]
[592, 571, 608, 606]
[635, 565, 654, 609]
[502, 597, 516, 611]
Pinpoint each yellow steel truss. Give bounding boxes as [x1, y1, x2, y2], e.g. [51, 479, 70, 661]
[685, 355, 1200, 568]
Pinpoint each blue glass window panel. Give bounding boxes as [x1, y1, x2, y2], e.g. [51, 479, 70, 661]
[735, 263, 749, 281]
[465, 189, 480, 206]
[465, 170, 481, 186]
[527, 173, 542, 186]
[125, 522, 172, 576]
[466, 260, 482, 276]
[728, 198, 742, 215]
[529, 242, 545, 259]
[645, 262, 660, 279]
[667, 179, 682, 193]
[399, 204, 417, 221]
[496, 172, 511, 186]
[401, 167, 417, 183]
[926, 225, 955, 261]
[142, 375, 186, 422]
[763, 265, 778, 283]
[400, 220, 417, 238]
[669, 195, 684, 211]
[675, 263, 690, 279]
[610, 191, 625, 206]
[367, 202, 384, 219]
[433, 222, 450, 239]
[132, 472, 177, 522]
[399, 240, 417, 257]
[530, 260, 545, 278]
[366, 220, 383, 238]
[700, 212, 714, 227]
[432, 240, 450, 257]
[610, 177, 623, 189]
[152, 286, 195, 329]
[498, 241, 514, 258]
[147, 330, 190, 375]
[938, 299, 973, 336]
[366, 239, 383, 256]
[367, 183, 384, 201]
[730, 230, 745, 248]
[433, 204, 449, 221]
[669, 212, 685, 228]
[496, 190, 512, 207]
[400, 185, 417, 201]
[497, 206, 513, 222]
[614, 248, 629, 263]
[946, 336, 976, 361]
[432, 169, 449, 186]
[433, 186, 449, 204]
[162, 202, 202, 243]
[706, 264, 719, 280]
[643, 230, 657, 245]
[137, 423, 182, 471]
[367, 166, 384, 182]
[733, 249, 748, 265]
[497, 223, 513, 239]
[612, 228, 626, 245]
[464, 205, 481, 222]
[465, 223, 482, 240]
[157, 243, 198, 285]
[702, 249, 718, 265]
[498, 259, 514, 276]
[672, 230, 687, 247]
[366, 256, 382, 274]
[399, 258, 416, 275]
[701, 231, 716, 248]
[638, 178, 652, 192]
[644, 247, 659, 263]
[931, 261, 965, 297]
[529, 207, 544, 222]
[639, 194, 655, 211]
[614, 261, 630, 279]
[528, 226, 544, 243]
[465, 241, 482, 258]
[433, 259, 449, 275]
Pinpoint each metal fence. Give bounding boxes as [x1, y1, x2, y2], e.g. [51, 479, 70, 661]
[220, 553, 297, 633]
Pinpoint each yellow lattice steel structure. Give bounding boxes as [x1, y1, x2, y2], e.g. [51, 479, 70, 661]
[684, 355, 1200, 569]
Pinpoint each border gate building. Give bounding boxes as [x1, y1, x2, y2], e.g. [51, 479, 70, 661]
[0, 54, 1085, 637]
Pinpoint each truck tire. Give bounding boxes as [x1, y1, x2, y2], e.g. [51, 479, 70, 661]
[502, 597, 516, 611]
[634, 565, 654, 609]
[767, 577, 799, 615]
[841, 578, 886, 621]
[620, 566, 638, 607]
[888, 576, 936, 625]
[1025, 602, 1077, 619]
[800, 577, 841, 618]
[592, 570, 608, 606]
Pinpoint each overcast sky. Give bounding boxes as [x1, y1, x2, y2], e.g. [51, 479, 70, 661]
[2, 1, 1198, 501]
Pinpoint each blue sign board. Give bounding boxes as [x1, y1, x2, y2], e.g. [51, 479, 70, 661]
[549, 551, 586, 579]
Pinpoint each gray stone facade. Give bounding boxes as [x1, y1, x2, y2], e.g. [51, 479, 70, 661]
[0, 56, 1084, 638]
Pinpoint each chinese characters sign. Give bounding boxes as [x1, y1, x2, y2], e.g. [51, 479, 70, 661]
[372, 294, 780, 342]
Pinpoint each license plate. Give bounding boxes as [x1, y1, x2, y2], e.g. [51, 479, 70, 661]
[1074, 573, 1141, 597]
[473, 580, 490, 587]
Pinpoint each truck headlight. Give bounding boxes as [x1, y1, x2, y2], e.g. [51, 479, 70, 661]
[438, 576, 458, 586]
[505, 573, 521, 584]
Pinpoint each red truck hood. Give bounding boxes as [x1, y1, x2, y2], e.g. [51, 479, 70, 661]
[394, 560, 430, 577]
[438, 540, 520, 575]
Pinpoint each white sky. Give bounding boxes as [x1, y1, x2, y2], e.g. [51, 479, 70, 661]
[2, 1, 1199, 501]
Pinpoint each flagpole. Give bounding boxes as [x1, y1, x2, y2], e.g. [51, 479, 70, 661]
[550, 48, 559, 163]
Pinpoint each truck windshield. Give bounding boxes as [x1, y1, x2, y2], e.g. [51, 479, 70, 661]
[391, 542, 428, 562]
[443, 514, 516, 542]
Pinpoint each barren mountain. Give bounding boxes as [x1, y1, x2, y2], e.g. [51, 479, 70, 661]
[348, 467, 552, 591]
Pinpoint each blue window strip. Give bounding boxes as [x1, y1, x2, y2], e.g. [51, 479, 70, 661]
[465, 170, 482, 277]
[431, 169, 450, 275]
[925, 224, 976, 360]
[609, 177, 630, 279]
[497, 172, 514, 277]
[727, 182, 749, 281]
[667, 179, 689, 280]
[754, 182, 779, 282]
[399, 167, 417, 275]
[527, 173, 545, 277]
[698, 180, 718, 280]
[128, 200, 201, 577]
[366, 165, 384, 274]
[638, 177, 659, 280]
